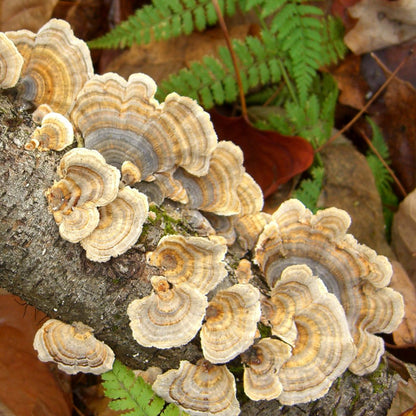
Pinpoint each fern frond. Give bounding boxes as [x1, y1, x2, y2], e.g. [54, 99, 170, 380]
[88, 0, 239, 49]
[157, 33, 282, 107]
[292, 165, 324, 213]
[102, 360, 186, 416]
[365, 117, 398, 238]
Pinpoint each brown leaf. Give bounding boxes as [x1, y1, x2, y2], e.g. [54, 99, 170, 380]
[344, 0, 416, 55]
[0, 294, 72, 416]
[372, 77, 416, 192]
[390, 261, 416, 347]
[388, 379, 416, 416]
[0, 0, 58, 32]
[209, 111, 314, 197]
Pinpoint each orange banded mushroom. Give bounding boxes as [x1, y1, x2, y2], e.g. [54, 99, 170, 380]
[0, 33, 24, 89]
[200, 283, 261, 363]
[33, 319, 114, 375]
[146, 235, 227, 294]
[255, 199, 404, 375]
[152, 359, 240, 416]
[127, 276, 208, 348]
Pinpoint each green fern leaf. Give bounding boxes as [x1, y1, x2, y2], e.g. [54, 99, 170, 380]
[88, 0, 239, 49]
[293, 165, 324, 213]
[102, 360, 172, 416]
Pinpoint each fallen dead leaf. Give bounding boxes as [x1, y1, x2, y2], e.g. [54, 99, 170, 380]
[209, 111, 314, 198]
[332, 53, 368, 109]
[344, 0, 416, 54]
[0, 294, 72, 416]
[388, 379, 416, 416]
[372, 76, 416, 192]
[392, 188, 416, 286]
[390, 260, 416, 347]
[0, 0, 58, 32]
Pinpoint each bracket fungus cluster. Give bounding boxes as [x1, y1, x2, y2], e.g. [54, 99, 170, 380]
[0, 33, 24, 89]
[255, 199, 405, 376]
[33, 319, 114, 375]
[45, 147, 148, 261]
[0, 17, 406, 413]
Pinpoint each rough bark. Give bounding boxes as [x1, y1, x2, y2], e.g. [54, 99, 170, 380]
[0, 93, 399, 415]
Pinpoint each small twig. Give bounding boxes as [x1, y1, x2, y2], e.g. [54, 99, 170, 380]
[358, 128, 407, 198]
[385, 341, 416, 350]
[211, 0, 249, 122]
[315, 49, 414, 153]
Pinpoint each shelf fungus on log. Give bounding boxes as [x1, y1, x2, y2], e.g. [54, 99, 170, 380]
[5, 29, 35, 74]
[200, 283, 261, 364]
[12, 19, 93, 115]
[0, 33, 24, 89]
[70, 72, 217, 179]
[235, 212, 272, 251]
[261, 264, 356, 405]
[255, 199, 405, 376]
[127, 276, 208, 349]
[45, 148, 120, 243]
[152, 359, 240, 416]
[80, 186, 149, 262]
[25, 112, 74, 151]
[237, 172, 264, 216]
[33, 319, 115, 375]
[146, 235, 227, 294]
[31, 103, 53, 123]
[241, 338, 292, 401]
[173, 141, 244, 215]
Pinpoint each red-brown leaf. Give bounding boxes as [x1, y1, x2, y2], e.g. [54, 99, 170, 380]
[209, 111, 314, 197]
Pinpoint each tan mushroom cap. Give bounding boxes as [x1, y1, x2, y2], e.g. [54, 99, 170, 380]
[200, 283, 261, 363]
[5, 29, 35, 74]
[241, 338, 292, 401]
[56, 202, 100, 243]
[121, 160, 142, 186]
[81, 186, 149, 262]
[71, 72, 217, 179]
[235, 212, 272, 251]
[152, 169, 189, 204]
[31, 103, 53, 123]
[203, 212, 237, 245]
[152, 359, 240, 416]
[33, 319, 114, 375]
[0, 33, 24, 88]
[25, 112, 74, 151]
[127, 276, 208, 348]
[173, 141, 244, 215]
[146, 235, 227, 294]
[255, 199, 404, 375]
[237, 172, 263, 216]
[182, 209, 216, 237]
[16, 19, 93, 115]
[57, 148, 120, 208]
[266, 265, 355, 405]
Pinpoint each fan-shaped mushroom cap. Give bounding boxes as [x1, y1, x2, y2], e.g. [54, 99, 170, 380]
[5, 29, 35, 74]
[173, 141, 244, 215]
[56, 202, 100, 243]
[121, 160, 142, 186]
[127, 276, 208, 348]
[266, 265, 355, 404]
[70, 72, 217, 179]
[254, 199, 404, 375]
[146, 235, 227, 294]
[25, 112, 74, 151]
[152, 359, 240, 416]
[81, 186, 149, 262]
[152, 170, 189, 204]
[33, 319, 114, 375]
[46, 148, 120, 218]
[31, 103, 53, 123]
[235, 212, 272, 251]
[17, 19, 93, 114]
[237, 172, 263, 216]
[241, 338, 292, 401]
[203, 212, 237, 245]
[0, 33, 24, 88]
[200, 283, 261, 363]
[182, 209, 216, 237]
